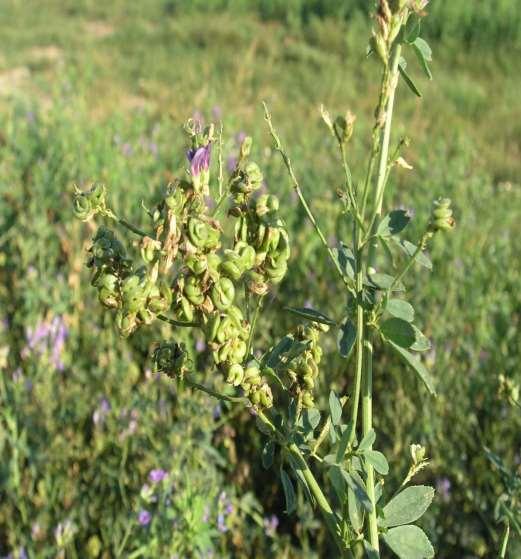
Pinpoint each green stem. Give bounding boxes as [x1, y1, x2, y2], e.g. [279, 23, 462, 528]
[117, 218, 149, 238]
[499, 521, 510, 558]
[157, 314, 200, 328]
[184, 376, 248, 404]
[363, 338, 379, 551]
[263, 102, 355, 295]
[288, 442, 351, 558]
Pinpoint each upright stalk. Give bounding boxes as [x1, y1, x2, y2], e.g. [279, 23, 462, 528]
[362, 43, 403, 553]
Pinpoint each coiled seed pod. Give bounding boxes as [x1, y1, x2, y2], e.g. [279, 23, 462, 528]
[184, 275, 205, 306]
[73, 194, 93, 221]
[430, 197, 455, 231]
[226, 363, 244, 386]
[153, 341, 189, 378]
[122, 275, 148, 313]
[211, 277, 235, 311]
[185, 254, 208, 276]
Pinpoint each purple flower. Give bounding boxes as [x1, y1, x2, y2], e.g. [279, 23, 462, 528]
[217, 513, 227, 533]
[93, 397, 111, 426]
[138, 509, 152, 526]
[226, 155, 237, 173]
[195, 338, 206, 353]
[149, 468, 168, 484]
[212, 403, 222, 420]
[235, 131, 246, 146]
[263, 514, 279, 537]
[436, 477, 451, 502]
[212, 105, 222, 120]
[187, 144, 212, 177]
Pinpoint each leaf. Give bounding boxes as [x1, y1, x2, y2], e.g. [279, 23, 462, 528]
[404, 15, 421, 44]
[386, 299, 415, 322]
[329, 391, 342, 425]
[262, 336, 293, 368]
[363, 540, 380, 559]
[413, 37, 432, 61]
[342, 470, 373, 513]
[287, 453, 314, 505]
[280, 469, 296, 514]
[389, 341, 437, 396]
[262, 440, 275, 469]
[349, 484, 364, 532]
[334, 243, 356, 280]
[377, 210, 411, 238]
[395, 239, 433, 271]
[367, 273, 405, 291]
[358, 429, 376, 452]
[329, 466, 346, 503]
[410, 325, 431, 352]
[382, 485, 435, 527]
[383, 525, 434, 559]
[303, 408, 321, 431]
[338, 318, 357, 358]
[412, 42, 432, 80]
[364, 450, 390, 475]
[381, 318, 416, 348]
[336, 421, 353, 462]
[398, 59, 422, 98]
[284, 306, 336, 326]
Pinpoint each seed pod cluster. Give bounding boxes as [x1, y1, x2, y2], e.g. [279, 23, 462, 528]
[75, 123, 287, 409]
[286, 324, 327, 408]
[73, 183, 113, 222]
[153, 341, 190, 378]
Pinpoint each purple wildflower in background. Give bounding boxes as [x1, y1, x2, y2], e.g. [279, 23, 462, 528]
[196, 338, 206, 352]
[235, 131, 246, 146]
[263, 514, 279, 537]
[93, 397, 111, 426]
[121, 143, 133, 157]
[23, 315, 68, 371]
[149, 468, 168, 484]
[212, 403, 222, 420]
[187, 144, 212, 177]
[138, 509, 152, 526]
[226, 155, 237, 173]
[436, 477, 451, 502]
[212, 105, 222, 120]
[217, 513, 227, 533]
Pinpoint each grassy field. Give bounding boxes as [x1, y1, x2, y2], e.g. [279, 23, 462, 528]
[1, 1, 520, 557]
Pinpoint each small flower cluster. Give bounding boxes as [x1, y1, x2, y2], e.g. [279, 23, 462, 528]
[22, 315, 68, 371]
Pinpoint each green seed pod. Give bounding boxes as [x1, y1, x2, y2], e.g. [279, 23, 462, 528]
[211, 277, 235, 311]
[255, 194, 279, 218]
[185, 254, 208, 276]
[165, 183, 186, 213]
[250, 388, 261, 405]
[122, 275, 147, 313]
[216, 316, 240, 344]
[89, 183, 106, 208]
[98, 273, 118, 292]
[244, 364, 262, 386]
[184, 275, 205, 306]
[218, 343, 231, 363]
[73, 194, 93, 221]
[245, 271, 269, 296]
[116, 311, 138, 338]
[179, 296, 194, 322]
[226, 363, 244, 386]
[153, 341, 189, 378]
[226, 305, 244, 325]
[205, 313, 221, 342]
[219, 251, 243, 281]
[430, 197, 455, 232]
[302, 374, 315, 390]
[302, 392, 315, 408]
[236, 243, 256, 271]
[234, 216, 249, 243]
[98, 287, 119, 309]
[258, 384, 273, 408]
[187, 217, 220, 249]
[229, 339, 247, 363]
[260, 227, 281, 253]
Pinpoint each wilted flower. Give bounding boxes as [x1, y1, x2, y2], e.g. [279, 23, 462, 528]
[138, 509, 152, 526]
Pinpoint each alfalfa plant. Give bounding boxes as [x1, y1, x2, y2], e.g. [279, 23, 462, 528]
[73, 1, 453, 556]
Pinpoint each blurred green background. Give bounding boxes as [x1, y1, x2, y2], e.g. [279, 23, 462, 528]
[1, 1, 520, 557]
